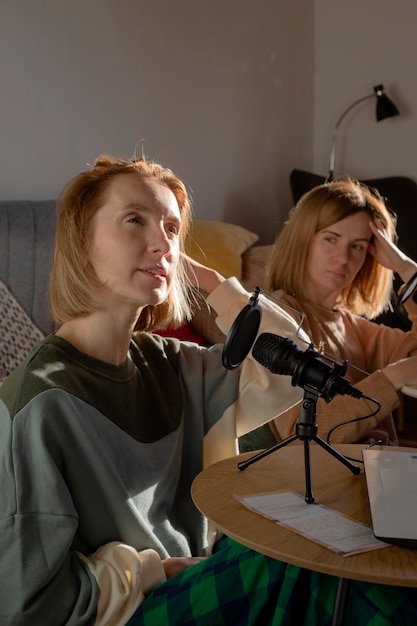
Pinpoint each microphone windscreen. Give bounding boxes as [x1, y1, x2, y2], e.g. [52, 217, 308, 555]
[222, 301, 262, 369]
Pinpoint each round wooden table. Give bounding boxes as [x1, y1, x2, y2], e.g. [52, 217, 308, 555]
[191, 443, 417, 624]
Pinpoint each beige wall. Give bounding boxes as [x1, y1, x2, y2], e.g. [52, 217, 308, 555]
[0, 0, 314, 243]
[2, 2, 415, 244]
[314, 0, 417, 182]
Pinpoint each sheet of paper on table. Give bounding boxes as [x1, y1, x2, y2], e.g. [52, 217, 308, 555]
[235, 491, 389, 556]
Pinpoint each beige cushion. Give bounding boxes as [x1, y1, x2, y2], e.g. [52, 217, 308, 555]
[185, 220, 259, 280]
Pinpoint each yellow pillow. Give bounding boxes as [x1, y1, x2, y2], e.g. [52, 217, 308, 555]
[185, 220, 259, 279]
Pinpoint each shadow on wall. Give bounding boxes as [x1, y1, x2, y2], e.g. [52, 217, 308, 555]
[222, 184, 289, 245]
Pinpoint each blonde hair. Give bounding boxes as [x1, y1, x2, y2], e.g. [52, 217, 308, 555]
[50, 154, 193, 331]
[267, 179, 398, 318]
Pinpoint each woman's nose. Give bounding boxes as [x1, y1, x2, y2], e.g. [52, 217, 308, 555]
[334, 245, 350, 263]
[148, 225, 171, 255]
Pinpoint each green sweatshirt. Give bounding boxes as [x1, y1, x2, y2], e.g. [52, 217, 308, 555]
[0, 278, 306, 625]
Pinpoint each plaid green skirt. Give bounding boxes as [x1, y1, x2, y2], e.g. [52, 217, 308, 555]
[127, 536, 417, 626]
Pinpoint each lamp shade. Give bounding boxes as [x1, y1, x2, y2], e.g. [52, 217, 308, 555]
[374, 84, 400, 121]
[326, 84, 400, 182]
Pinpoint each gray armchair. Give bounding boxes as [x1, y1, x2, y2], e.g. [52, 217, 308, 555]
[0, 200, 57, 336]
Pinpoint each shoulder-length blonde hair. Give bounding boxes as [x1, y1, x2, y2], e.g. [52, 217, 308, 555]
[50, 154, 193, 331]
[266, 179, 398, 318]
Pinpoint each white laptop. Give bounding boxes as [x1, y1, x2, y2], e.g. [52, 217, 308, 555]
[363, 447, 417, 548]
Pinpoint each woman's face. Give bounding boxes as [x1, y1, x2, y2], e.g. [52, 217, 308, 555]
[88, 173, 182, 312]
[305, 211, 372, 307]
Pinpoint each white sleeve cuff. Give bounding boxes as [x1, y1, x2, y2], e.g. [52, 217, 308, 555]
[77, 542, 166, 626]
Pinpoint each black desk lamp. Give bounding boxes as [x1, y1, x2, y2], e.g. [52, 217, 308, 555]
[326, 84, 399, 182]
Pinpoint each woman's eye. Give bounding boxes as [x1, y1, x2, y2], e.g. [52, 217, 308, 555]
[166, 224, 179, 236]
[128, 216, 142, 224]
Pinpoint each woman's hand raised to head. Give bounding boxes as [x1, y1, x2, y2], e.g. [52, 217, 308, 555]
[368, 219, 417, 283]
[182, 253, 225, 295]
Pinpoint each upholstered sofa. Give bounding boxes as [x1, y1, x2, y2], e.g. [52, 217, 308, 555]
[0, 200, 273, 381]
[0, 201, 57, 382]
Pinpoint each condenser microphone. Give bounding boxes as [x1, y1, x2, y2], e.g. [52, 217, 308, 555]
[252, 332, 362, 402]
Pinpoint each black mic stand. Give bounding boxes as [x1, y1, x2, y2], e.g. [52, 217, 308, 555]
[237, 387, 360, 504]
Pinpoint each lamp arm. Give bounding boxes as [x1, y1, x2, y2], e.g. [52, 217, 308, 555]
[327, 93, 374, 182]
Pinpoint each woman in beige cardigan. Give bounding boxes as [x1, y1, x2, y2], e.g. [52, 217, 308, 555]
[267, 178, 417, 446]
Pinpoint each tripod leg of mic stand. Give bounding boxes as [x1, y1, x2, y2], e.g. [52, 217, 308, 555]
[238, 434, 298, 470]
[313, 436, 361, 475]
[303, 438, 314, 504]
[331, 578, 349, 626]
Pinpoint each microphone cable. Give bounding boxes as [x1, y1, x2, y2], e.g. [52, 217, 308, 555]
[326, 394, 382, 463]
